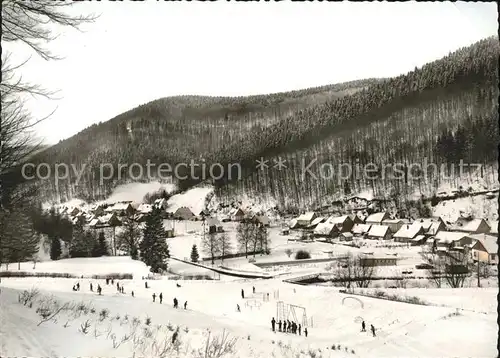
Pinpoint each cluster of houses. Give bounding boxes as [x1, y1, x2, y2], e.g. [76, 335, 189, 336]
[56, 200, 272, 238]
[288, 211, 498, 265]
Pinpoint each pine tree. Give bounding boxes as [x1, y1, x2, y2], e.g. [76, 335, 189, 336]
[190, 244, 199, 263]
[97, 231, 108, 256]
[140, 208, 170, 273]
[50, 237, 62, 260]
[69, 222, 91, 258]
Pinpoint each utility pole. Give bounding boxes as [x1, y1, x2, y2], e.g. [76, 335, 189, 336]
[477, 259, 480, 288]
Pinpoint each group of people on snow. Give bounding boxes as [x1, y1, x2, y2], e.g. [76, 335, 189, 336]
[271, 317, 308, 337]
[361, 320, 376, 337]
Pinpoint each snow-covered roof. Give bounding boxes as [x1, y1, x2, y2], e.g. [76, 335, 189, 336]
[352, 224, 371, 234]
[309, 216, 325, 227]
[488, 220, 498, 234]
[137, 203, 153, 214]
[340, 232, 353, 238]
[367, 225, 390, 237]
[470, 234, 498, 254]
[288, 219, 298, 229]
[366, 212, 388, 223]
[394, 224, 424, 239]
[435, 231, 470, 244]
[89, 218, 99, 227]
[298, 212, 316, 222]
[314, 222, 337, 236]
[412, 235, 426, 242]
[382, 219, 404, 224]
[327, 215, 350, 225]
[455, 219, 490, 233]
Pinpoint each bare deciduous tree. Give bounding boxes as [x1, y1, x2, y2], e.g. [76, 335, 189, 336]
[218, 233, 232, 264]
[1, 1, 97, 208]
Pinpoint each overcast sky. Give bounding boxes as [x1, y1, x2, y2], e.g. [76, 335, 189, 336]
[4, 1, 497, 144]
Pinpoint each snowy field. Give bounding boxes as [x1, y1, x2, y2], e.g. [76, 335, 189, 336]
[0, 257, 497, 358]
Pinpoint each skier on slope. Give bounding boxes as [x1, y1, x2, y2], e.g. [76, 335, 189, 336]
[361, 320, 366, 332]
[241, 289, 245, 299]
[184, 301, 187, 310]
[152, 293, 156, 302]
[159, 293, 163, 304]
[371, 324, 376, 337]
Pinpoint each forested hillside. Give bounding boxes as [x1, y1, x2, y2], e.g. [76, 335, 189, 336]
[23, 37, 499, 208]
[208, 37, 499, 209]
[25, 79, 378, 202]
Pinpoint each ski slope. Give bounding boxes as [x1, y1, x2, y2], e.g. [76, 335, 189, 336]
[1, 257, 497, 358]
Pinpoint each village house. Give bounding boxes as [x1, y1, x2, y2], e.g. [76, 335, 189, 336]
[296, 212, 318, 227]
[411, 235, 427, 246]
[393, 223, 426, 243]
[432, 231, 473, 250]
[251, 214, 270, 227]
[230, 208, 245, 222]
[453, 218, 491, 234]
[469, 234, 498, 264]
[382, 219, 406, 233]
[359, 254, 398, 267]
[338, 232, 354, 241]
[174, 207, 195, 220]
[313, 222, 339, 238]
[105, 202, 135, 217]
[485, 220, 498, 235]
[349, 213, 365, 224]
[352, 223, 371, 237]
[327, 215, 355, 232]
[365, 212, 391, 226]
[206, 217, 223, 234]
[367, 225, 392, 240]
[90, 204, 105, 217]
[307, 216, 325, 230]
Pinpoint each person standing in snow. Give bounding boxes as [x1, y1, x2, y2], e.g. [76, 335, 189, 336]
[283, 321, 287, 333]
[371, 324, 376, 337]
[298, 324, 301, 336]
[116, 282, 120, 291]
[131, 291, 134, 297]
[173, 297, 178, 308]
[361, 321, 366, 332]
[252, 286, 255, 294]
[241, 289, 244, 299]
[111, 279, 114, 285]
[278, 320, 282, 332]
[76, 282, 80, 291]
[145, 282, 148, 289]
[271, 317, 276, 332]
[106, 278, 109, 285]
[237, 304, 240, 312]
[97, 285, 102, 295]
[159, 293, 163, 304]
[304, 327, 308, 337]
[90, 283, 93, 292]
[152, 293, 156, 302]
[184, 301, 187, 310]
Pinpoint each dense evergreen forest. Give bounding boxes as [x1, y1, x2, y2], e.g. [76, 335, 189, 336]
[22, 37, 499, 207]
